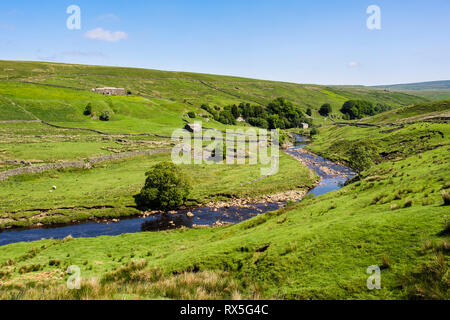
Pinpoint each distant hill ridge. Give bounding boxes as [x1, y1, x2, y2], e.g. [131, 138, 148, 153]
[372, 80, 450, 91]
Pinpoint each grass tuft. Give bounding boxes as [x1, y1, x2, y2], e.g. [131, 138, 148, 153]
[442, 190, 450, 206]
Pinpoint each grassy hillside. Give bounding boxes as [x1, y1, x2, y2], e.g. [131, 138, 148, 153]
[1, 61, 428, 121]
[361, 99, 450, 125]
[372, 80, 450, 91]
[372, 81, 450, 101]
[0, 61, 448, 300]
[0, 126, 448, 300]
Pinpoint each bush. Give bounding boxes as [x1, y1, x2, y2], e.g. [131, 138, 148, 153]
[187, 112, 196, 119]
[310, 128, 319, 136]
[134, 162, 192, 210]
[346, 140, 380, 174]
[306, 108, 312, 117]
[319, 104, 332, 117]
[99, 111, 110, 121]
[83, 103, 92, 116]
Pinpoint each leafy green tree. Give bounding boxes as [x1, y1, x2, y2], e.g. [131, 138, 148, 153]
[248, 117, 269, 129]
[346, 140, 380, 174]
[306, 108, 312, 117]
[319, 104, 332, 117]
[340, 100, 375, 119]
[231, 105, 240, 119]
[218, 110, 236, 125]
[84, 103, 92, 116]
[134, 162, 192, 210]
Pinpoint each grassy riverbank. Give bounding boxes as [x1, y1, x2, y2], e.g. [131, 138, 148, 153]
[0, 145, 448, 299]
[0, 151, 316, 230]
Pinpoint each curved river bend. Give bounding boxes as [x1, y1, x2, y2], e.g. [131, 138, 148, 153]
[0, 136, 355, 246]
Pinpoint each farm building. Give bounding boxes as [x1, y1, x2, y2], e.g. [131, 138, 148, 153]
[91, 87, 126, 96]
[299, 123, 309, 129]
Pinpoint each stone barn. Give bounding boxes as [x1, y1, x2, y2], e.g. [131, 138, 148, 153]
[299, 123, 309, 129]
[91, 87, 126, 96]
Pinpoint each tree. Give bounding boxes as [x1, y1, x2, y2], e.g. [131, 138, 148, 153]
[84, 103, 92, 116]
[346, 140, 380, 174]
[319, 104, 332, 117]
[134, 162, 192, 210]
[306, 108, 312, 117]
[218, 110, 236, 125]
[248, 117, 269, 129]
[231, 105, 240, 119]
[340, 100, 375, 120]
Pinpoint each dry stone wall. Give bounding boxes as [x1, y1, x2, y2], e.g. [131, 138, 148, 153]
[0, 149, 171, 181]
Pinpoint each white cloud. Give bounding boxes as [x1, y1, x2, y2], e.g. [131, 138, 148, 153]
[348, 61, 359, 68]
[84, 28, 128, 42]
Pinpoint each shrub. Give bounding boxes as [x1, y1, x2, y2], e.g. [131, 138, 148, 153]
[134, 162, 192, 210]
[187, 111, 196, 119]
[306, 108, 312, 117]
[83, 103, 92, 116]
[99, 111, 110, 121]
[346, 140, 380, 174]
[310, 128, 319, 136]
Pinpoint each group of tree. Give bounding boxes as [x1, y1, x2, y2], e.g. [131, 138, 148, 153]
[200, 104, 236, 125]
[340, 100, 393, 120]
[202, 98, 312, 130]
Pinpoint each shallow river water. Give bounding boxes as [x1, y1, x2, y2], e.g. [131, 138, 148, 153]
[0, 136, 354, 246]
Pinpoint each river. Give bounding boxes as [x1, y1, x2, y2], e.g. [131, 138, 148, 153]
[0, 136, 355, 246]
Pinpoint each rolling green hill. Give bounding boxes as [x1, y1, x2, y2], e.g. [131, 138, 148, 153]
[372, 80, 450, 91]
[372, 81, 450, 101]
[0, 61, 448, 300]
[0, 61, 428, 127]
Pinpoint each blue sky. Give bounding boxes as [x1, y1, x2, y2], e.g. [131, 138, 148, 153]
[1, 0, 449, 85]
